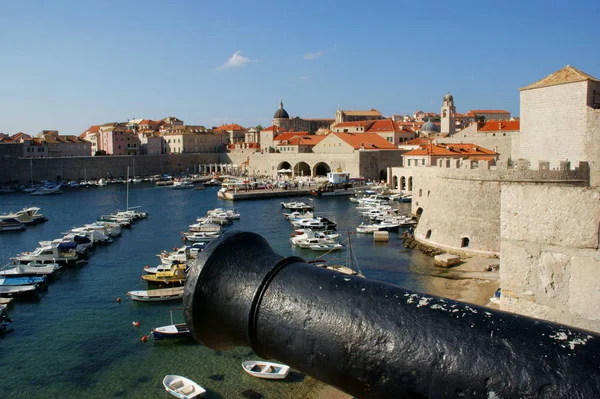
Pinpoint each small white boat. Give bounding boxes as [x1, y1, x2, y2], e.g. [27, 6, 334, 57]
[0, 263, 61, 277]
[181, 231, 220, 242]
[171, 180, 194, 190]
[309, 243, 344, 251]
[241, 360, 290, 379]
[163, 375, 206, 398]
[127, 287, 184, 302]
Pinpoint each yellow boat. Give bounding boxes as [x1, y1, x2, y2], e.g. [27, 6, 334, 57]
[142, 268, 186, 285]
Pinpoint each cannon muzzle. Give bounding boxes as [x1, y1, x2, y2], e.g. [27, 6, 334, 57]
[184, 231, 600, 398]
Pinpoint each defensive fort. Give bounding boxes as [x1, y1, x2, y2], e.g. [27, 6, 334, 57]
[1, 65, 599, 332]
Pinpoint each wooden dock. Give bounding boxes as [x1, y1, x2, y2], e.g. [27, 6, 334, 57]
[218, 188, 312, 201]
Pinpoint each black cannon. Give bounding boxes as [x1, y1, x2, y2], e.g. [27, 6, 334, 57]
[183, 231, 600, 398]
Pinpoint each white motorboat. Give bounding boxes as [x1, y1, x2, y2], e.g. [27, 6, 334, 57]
[181, 231, 220, 243]
[0, 263, 61, 277]
[281, 201, 313, 210]
[157, 244, 205, 265]
[283, 210, 314, 220]
[127, 287, 184, 302]
[163, 375, 205, 398]
[290, 229, 339, 245]
[11, 243, 80, 265]
[292, 216, 337, 230]
[0, 284, 39, 296]
[295, 237, 336, 249]
[188, 222, 222, 233]
[171, 180, 194, 189]
[31, 183, 63, 196]
[207, 208, 240, 220]
[241, 360, 290, 380]
[7, 207, 48, 225]
[0, 216, 25, 232]
[355, 223, 380, 234]
[310, 243, 344, 251]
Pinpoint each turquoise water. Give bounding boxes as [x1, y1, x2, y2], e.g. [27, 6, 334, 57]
[0, 184, 433, 398]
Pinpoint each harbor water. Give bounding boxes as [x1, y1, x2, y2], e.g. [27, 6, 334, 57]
[0, 183, 434, 398]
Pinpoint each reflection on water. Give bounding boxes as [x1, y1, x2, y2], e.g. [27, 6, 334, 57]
[0, 184, 433, 398]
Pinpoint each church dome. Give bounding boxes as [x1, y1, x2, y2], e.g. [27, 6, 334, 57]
[443, 93, 453, 102]
[273, 99, 289, 119]
[421, 119, 439, 132]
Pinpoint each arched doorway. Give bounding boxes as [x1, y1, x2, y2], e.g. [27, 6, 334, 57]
[400, 176, 406, 191]
[313, 162, 331, 177]
[379, 169, 387, 182]
[408, 176, 413, 191]
[416, 207, 423, 217]
[393, 176, 398, 189]
[294, 162, 311, 177]
[277, 161, 293, 178]
[461, 237, 470, 248]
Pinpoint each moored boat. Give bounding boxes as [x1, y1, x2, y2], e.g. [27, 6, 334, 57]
[127, 286, 184, 302]
[162, 374, 205, 398]
[0, 216, 25, 232]
[142, 268, 186, 285]
[0, 263, 61, 277]
[241, 360, 290, 379]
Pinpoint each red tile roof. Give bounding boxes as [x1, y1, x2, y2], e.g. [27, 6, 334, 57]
[404, 138, 432, 146]
[216, 123, 246, 131]
[277, 135, 325, 146]
[332, 133, 398, 150]
[274, 132, 309, 141]
[403, 143, 497, 157]
[478, 120, 520, 132]
[260, 125, 282, 132]
[366, 119, 404, 133]
[468, 110, 510, 115]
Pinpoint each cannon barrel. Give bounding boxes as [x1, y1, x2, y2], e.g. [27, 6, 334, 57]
[184, 231, 600, 399]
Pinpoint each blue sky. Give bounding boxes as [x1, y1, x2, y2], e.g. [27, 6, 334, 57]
[1, 0, 598, 135]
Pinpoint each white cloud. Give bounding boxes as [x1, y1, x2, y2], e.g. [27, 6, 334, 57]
[217, 50, 253, 70]
[303, 50, 325, 60]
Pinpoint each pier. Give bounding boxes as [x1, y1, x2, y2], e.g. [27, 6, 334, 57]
[218, 188, 312, 200]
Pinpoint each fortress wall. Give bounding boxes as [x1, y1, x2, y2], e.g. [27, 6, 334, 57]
[411, 165, 502, 255]
[409, 160, 588, 255]
[500, 185, 600, 332]
[585, 104, 600, 187]
[0, 153, 221, 183]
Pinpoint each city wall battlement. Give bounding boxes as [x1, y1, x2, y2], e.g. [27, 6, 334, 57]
[431, 158, 589, 185]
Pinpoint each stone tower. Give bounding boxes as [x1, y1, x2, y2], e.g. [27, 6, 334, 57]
[441, 92, 456, 135]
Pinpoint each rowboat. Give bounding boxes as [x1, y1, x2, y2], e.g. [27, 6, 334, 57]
[127, 287, 184, 302]
[241, 360, 290, 379]
[163, 375, 205, 398]
[150, 308, 191, 340]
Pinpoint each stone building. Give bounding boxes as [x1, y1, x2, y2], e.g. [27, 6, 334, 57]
[163, 126, 228, 154]
[335, 107, 383, 124]
[467, 109, 511, 122]
[215, 123, 246, 144]
[441, 119, 519, 163]
[39, 130, 91, 157]
[517, 65, 600, 186]
[272, 99, 334, 132]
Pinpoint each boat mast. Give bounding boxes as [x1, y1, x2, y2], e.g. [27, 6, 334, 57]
[126, 166, 130, 211]
[30, 158, 33, 185]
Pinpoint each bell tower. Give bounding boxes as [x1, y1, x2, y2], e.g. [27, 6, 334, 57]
[441, 92, 456, 135]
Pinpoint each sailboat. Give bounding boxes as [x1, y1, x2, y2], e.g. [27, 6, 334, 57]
[308, 231, 364, 277]
[22, 159, 40, 193]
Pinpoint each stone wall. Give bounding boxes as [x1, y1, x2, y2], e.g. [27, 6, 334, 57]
[408, 160, 588, 256]
[0, 153, 221, 183]
[519, 81, 588, 170]
[499, 185, 600, 332]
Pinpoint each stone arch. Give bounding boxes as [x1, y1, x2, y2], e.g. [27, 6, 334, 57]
[416, 207, 423, 217]
[408, 176, 413, 191]
[294, 161, 311, 177]
[400, 176, 406, 191]
[277, 161, 292, 170]
[313, 162, 331, 177]
[393, 175, 398, 189]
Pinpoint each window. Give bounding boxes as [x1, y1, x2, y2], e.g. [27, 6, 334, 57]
[425, 230, 432, 239]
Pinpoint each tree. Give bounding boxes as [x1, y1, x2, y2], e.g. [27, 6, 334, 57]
[95, 150, 107, 156]
[255, 125, 264, 131]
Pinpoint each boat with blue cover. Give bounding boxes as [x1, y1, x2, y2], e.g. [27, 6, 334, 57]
[0, 275, 47, 286]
